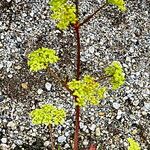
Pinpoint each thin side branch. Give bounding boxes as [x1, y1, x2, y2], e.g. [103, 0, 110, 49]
[79, 3, 107, 27]
[96, 75, 112, 82]
[47, 67, 72, 94]
[74, 0, 79, 18]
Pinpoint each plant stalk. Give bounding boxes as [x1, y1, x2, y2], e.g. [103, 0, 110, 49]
[73, 0, 81, 149]
[73, 21, 81, 150]
[79, 3, 107, 27]
[48, 124, 55, 150]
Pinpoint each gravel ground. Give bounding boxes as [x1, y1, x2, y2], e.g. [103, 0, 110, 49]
[0, 0, 150, 150]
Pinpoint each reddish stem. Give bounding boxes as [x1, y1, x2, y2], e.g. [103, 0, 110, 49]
[89, 144, 97, 150]
[74, 22, 81, 80]
[74, 105, 80, 150]
[73, 21, 81, 150]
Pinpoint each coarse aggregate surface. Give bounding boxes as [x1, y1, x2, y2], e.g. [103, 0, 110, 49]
[0, 0, 150, 149]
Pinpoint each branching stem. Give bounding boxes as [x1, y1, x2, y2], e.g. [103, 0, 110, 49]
[96, 75, 112, 82]
[79, 3, 107, 27]
[47, 67, 72, 94]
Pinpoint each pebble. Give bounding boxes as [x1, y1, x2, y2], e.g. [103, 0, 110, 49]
[37, 89, 43, 95]
[141, 111, 147, 116]
[144, 102, 150, 111]
[116, 110, 123, 120]
[11, 143, 16, 149]
[0, 0, 149, 149]
[0, 63, 3, 69]
[64, 132, 69, 137]
[44, 141, 50, 147]
[64, 144, 70, 148]
[0, 95, 4, 102]
[21, 82, 28, 89]
[99, 112, 105, 116]
[8, 74, 13, 78]
[7, 121, 16, 130]
[0, 144, 9, 150]
[14, 65, 22, 70]
[113, 102, 121, 109]
[90, 116, 95, 121]
[58, 135, 66, 143]
[95, 127, 101, 137]
[16, 37, 22, 42]
[132, 100, 139, 106]
[83, 139, 88, 146]
[45, 82, 52, 91]
[31, 132, 36, 137]
[88, 46, 95, 53]
[15, 140, 23, 145]
[20, 126, 25, 132]
[90, 124, 96, 131]
[1, 138, 7, 144]
[80, 122, 84, 129]
[132, 129, 138, 135]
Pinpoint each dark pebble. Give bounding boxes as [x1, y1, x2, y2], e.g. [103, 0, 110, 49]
[0, 95, 4, 102]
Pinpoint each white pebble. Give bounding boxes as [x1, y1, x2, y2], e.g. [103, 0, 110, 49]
[116, 110, 122, 120]
[133, 100, 139, 106]
[7, 121, 16, 129]
[64, 144, 70, 148]
[83, 139, 88, 146]
[44, 141, 50, 147]
[1, 138, 7, 143]
[8, 74, 13, 78]
[129, 47, 134, 53]
[20, 126, 24, 131]
[141, 111, 147, 116]
[11, 143, 16, 149]
[45, 82, 52, 91]
[80, 122, 84, 129]
[95, 127, 101, 137]
[113, 102, 120, 109]
[15, 140, 23, 145]
[88, 46, 95, 53]
[65, 132, 69, 137]
[58, 135, 66, 143]
[144, 102, 150, 111]
[90, 124, 96, 131]
[37, 89, 43, 95]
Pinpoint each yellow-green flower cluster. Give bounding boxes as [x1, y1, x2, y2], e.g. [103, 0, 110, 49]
[27, 47, 60, 72]
[104, 61, 125, 90]
[30, 104, 66, 126]
[107, 0, 126, 11]
[68, 75, 106, 107]
[127, 138, 141, 150]
[49, 0, 67, 8]
[49, 0, 77, 30]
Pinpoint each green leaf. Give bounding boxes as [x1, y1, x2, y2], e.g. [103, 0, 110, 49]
[127, 138, 141, 150]
[49, 0, 77, 30]
[27, 47, 60, 72]
[107, 0, 126, 11]
[68, 75, 107, 107]
[30, 104, 66, 126]
[104, 61, 125, 90]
